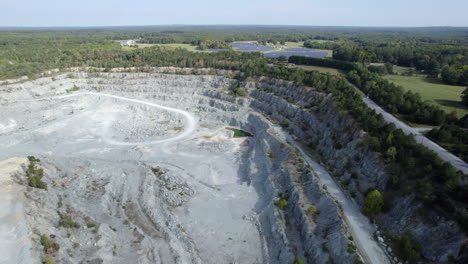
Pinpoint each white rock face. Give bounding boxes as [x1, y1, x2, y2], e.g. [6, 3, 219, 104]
[0, 158, 37, 264]
[0, 72, 391, 264]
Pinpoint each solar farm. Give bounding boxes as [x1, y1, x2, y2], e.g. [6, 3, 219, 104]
[207, 42, 330, 58]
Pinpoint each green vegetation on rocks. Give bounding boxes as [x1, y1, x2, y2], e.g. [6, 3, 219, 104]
[362, 190, 384, 217]
[58, 212, 80, 229]
[26, 156, 47, 190]
[40, 234, 51, 253]
[277, 193, 289, 210]
[227, 128, 253, 137]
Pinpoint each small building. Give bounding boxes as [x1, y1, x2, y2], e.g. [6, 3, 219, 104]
[120, 40, 136, 46]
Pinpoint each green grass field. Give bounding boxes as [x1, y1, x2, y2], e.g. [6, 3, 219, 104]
[150, 43, 200, 51]
[383, 75, 468, 116]
[392, 66, 413, 75]
[117, 41, 203, 52]
[284, 41, 304, 48]
[293, 65, 342, 75]
[139, 43, 202, 51]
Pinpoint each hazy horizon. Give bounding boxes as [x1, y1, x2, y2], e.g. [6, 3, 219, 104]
[2, 0, 468, 27]
[1, 25, 468, 29]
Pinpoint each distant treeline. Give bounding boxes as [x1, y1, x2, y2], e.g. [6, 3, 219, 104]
[331, 41, 468, 86]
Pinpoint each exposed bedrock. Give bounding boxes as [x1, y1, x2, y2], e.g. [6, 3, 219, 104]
[247, 79, 467, 263]
[0, 72, 465, 263]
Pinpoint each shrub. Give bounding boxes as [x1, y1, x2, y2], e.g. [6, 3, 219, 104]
[362, 190, 384, 217]
[309, 138, 319, 150]
[347, 243, 357, 253]
[44, 257, 56, 264]
[354, 258, 363, 264]
[269, 150, 276, 160]
[462, 88, 468, 106]
[333, 141, 343, 149]
[399, 232, 420, 263]
[278, 193, 289, 210]
[227, 127, 253, 137]
[58, 213, 80, 228]
[40, 234, 51, 253]
[280, 119, 289, 128]
[293, 258, 304, 264]
[26, 156, 47, 190]
[231, 87, 248, 97]
[307, 205, 319, 215]
[66, 85, 80, 93]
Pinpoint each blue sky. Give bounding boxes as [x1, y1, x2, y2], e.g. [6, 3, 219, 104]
[2, 0, 467, 27]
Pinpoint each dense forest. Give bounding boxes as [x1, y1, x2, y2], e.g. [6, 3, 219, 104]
[0, 31, 263, 79]
[331, 40, 468, 86]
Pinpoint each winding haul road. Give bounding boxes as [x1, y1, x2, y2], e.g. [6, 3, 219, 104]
[276, 127, 392, 264]
[43, 91, 198, 146]
[351, 84, 468, 174]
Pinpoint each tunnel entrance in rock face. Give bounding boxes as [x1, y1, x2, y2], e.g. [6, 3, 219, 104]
[0, 72, 363, 264]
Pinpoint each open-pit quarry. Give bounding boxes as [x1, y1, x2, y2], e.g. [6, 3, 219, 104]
[1, 70, 432, 264]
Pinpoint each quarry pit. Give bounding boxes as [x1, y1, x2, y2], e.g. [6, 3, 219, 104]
[0, 71, 392, 264]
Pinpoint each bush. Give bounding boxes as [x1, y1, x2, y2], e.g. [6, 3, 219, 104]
[58, 213, 80, 228]
[362, 190, 384, 217]
[309, 138, 319, 150]
[354, 258, 363, 264]
[399, 232, 420, 263]
[66, 85, 80, 93]
[44, 257, 56, 264]
[278, 193, 289, 210]
[268, 150, 275, 160]
[347, 243, 357, 253]
[231, 87, 248, 97]
[227, 127, 253, 137]
[26, 156, 47, 190]
[293, 258, 304, 264]
[40, 234, 51, 253]
[280, 119, 289, 128]
[307, 205, 319, 215]
[462, 88, 468, 106]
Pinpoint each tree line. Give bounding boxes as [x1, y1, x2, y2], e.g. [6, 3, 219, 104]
[289, 56, 449, 125]
[332, 41, 468, 85]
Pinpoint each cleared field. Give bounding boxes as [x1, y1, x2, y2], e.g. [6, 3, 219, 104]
[392, 66, 413, 75]
[293, 65, 342, 75]
[117, 41, 202, 52]
[383, 75, 468, 116]
[284, 41, 305, 48]
[137, 43, 201, 51]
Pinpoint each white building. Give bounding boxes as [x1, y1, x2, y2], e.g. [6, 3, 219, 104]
[120, 40, 136, 46]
